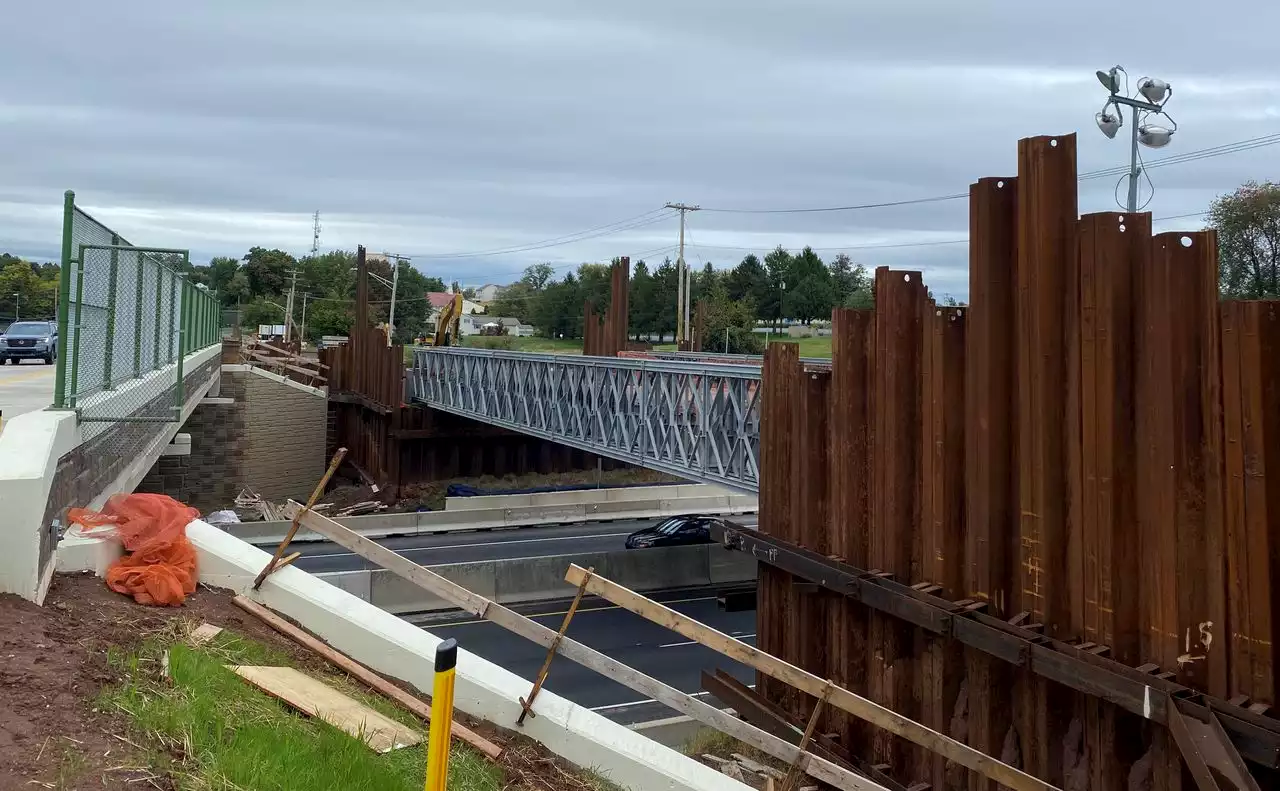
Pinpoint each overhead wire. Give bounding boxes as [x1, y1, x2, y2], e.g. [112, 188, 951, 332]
[406, 208, 675, 260]
[694, 131, 1280, 214]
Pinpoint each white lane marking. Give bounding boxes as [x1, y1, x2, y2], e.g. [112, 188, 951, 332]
[660, 633, 755, 649]
[424, 594, 723, 627]
[312, 530, 634, 560]
[591, 684, 756, 712]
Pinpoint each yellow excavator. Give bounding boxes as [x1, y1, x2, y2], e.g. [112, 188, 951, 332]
[422, 293, 463, 347]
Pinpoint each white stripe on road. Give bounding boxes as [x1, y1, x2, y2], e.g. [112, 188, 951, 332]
[311, 530, 635, 561]
[659, 633, 755, 649]
[591, 683, 756, 712]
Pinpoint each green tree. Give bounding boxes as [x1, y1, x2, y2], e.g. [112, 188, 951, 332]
[726, 254, 770, 311]
[628, 259, 656, 339]
[828, 253, 868, 305]
[700, 278, 764, 354]
[650, 258, 679, 341]
[783, 247, 834, 323]
[1210, 181, 1280, 298]
[761, 246, 791, 326]
[521, 263, 556, 291]
[242, 247, 295, 298]
[0, 259, 56, 319]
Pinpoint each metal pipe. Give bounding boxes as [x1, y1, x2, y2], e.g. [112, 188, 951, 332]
[53, 191, 74, 408]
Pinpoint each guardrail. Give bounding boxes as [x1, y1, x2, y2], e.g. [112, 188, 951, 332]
[317, 544, 758, 613]
[225, 496, 759, 545]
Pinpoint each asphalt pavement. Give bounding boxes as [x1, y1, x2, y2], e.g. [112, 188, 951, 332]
[413, 590, 757, 724]
[0, 360, 55, 432]
[283, 514, 760, 573]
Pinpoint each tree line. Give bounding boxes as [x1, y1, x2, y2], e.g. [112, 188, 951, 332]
[1, 179, 1275, 338]
[487, 246, 876, 352]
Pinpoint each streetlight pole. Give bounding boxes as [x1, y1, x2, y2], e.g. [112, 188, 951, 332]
[11, 292, 18, 322]
[1093, 65, 1176, 213]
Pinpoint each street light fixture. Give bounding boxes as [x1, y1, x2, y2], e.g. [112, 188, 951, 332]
[1092, 64, 1178, 212]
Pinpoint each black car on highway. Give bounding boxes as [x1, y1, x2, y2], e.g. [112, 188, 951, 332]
[0, 320, 58, 364]
[624, 515, 715, 549]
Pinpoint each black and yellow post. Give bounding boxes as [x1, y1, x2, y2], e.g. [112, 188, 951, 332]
[425, 638, 458, 791]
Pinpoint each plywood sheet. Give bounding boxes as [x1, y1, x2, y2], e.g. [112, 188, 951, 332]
[231, 665, 422, 753]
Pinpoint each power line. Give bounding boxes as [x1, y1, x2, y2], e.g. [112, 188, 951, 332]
[408, 208, 675, 260]
[681, 211, 1207, 257]
[695, 131, 1280, 214]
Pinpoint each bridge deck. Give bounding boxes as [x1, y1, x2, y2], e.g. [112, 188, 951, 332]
[409, 348, 762, 492]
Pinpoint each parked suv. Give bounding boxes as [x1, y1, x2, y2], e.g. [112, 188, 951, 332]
[1, 321, 58, 364]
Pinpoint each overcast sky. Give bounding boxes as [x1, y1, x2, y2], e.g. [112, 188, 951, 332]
[2, 1, 1277, 299]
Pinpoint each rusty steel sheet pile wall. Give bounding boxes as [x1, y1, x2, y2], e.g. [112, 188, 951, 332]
[583, 257, 631, 357]
[753, 132, 1280, 789]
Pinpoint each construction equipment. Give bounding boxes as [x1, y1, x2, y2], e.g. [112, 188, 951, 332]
[423, 293, 463, 347]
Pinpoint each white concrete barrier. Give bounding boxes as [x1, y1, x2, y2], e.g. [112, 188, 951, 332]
[444, 483, 754, 511]
[188, 521, 750, 791]
[226, 497, 759, 545]
[318, 545, 759, 614]
[2, 343, 221, 602]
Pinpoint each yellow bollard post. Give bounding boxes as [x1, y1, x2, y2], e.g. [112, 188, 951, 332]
[425, 638, 458, 791]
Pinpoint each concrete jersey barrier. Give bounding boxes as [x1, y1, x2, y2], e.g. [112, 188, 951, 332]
[318, 544, 758, 613]
[226, 495, 759, 545]
[444, 483, 755, 511]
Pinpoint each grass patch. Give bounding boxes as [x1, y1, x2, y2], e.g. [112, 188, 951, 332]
[766, 334, 832, 358]
[100, 623, 502, 791]
[462, 336, 584, 354]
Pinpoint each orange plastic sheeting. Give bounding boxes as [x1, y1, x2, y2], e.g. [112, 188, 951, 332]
[69, 493, 201, 606]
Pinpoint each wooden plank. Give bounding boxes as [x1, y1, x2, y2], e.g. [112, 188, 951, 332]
[829, 308, 875, 759]
[231, 596, 501, 759]
[291, 506, 889, 791]
[231, 665, 422, 753]
[965, 175, 1019, 791]
[870, 267, 926, 778]
[565, 564, 1059, 791]
[1014, 133, 1080, 785]
[188, 623, 224, 646]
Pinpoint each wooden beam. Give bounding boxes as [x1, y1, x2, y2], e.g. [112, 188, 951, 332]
[564, 563, 1059, 791]
[290, 505, 891, 791]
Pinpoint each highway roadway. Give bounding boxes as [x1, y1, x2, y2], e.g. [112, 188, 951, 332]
[279, 514, 760, 573]
[411, 588, 757, 724]
[0, 360, 55, 431]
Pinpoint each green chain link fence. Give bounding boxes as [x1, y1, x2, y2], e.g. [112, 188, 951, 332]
[54, 191, 222, 431]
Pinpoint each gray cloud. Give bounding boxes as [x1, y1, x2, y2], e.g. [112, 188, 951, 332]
[2, 0, 1277, 299]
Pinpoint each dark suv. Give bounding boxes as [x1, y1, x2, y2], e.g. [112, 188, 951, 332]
[624, 515, 715, 549]
[1, 321, 58, 364]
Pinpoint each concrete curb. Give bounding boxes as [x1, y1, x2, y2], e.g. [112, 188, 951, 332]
[444, 484, 755, 512]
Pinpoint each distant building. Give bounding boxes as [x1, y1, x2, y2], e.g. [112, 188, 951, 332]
[475, 283, 505, 302]
[495, 317, 536, 337]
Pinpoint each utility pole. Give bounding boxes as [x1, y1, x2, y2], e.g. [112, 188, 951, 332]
[311, 211, 322, 255]
[665, 203, 699, 346]
[300, 292, 311, 345]
[382, 253, 410, 346]
[283, 269, 299, 342]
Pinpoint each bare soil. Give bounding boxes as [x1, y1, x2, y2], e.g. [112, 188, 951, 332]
[0, 574, 611, 791]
